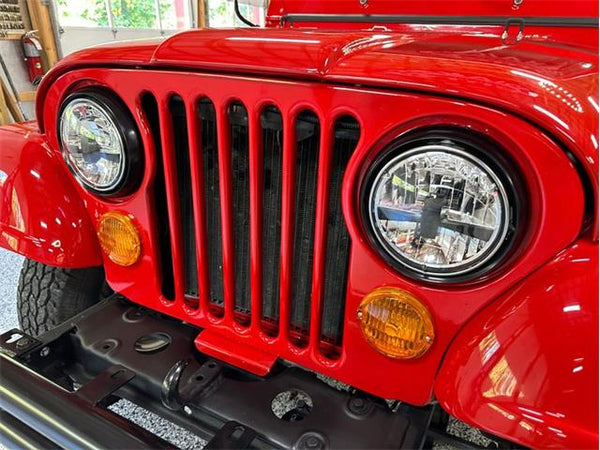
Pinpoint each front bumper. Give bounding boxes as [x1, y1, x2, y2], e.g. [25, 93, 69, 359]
[0, 296, 486, 449]
[0, 353, 171, 449]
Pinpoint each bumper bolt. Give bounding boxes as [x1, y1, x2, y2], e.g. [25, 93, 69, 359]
[307, 437, 319, 447]
[347, 395, 373, 417]
[183, 405, 192, 416]
[295, 432, 327, 450]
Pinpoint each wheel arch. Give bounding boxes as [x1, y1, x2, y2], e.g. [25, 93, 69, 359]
[0, 122, 102, 268]
[434, 240, 599, 448]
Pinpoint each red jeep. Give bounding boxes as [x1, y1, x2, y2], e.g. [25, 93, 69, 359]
[0, 1, 598, 448]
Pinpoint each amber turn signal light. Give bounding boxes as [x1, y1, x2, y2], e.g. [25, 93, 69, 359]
[357, 287, 434, 359]
[97, 211, 141, 266]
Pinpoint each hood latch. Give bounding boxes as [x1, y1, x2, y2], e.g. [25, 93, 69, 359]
[502, 18, 525, 45]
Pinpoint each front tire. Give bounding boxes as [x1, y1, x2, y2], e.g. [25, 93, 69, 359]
[17, 258, 107, 336]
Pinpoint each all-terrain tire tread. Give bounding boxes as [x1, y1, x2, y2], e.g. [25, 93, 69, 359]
[17, 259, 104, 336]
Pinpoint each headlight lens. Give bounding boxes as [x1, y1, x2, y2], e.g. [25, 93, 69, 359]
[367, 142, 512, 279]
[59, 95, 126, 193]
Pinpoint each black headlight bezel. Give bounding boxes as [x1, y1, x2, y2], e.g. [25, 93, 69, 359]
[360, 128, 524, 284]
[58, 89, 143, 197]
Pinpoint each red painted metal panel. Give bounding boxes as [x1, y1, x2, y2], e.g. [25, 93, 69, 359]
[266, 0, 598, 19]
[309, 122, 333, 351]
[215, 102, 236, 325]
[39, 28, 593, 233]
[0, 123, 102, 268]
[40, 68, 586, 406]
[35, 40, 161, 132]
[278, 112, 297, 344]
[248, 106, 263, 333]
[435, 240, 599, 449]
[196, 327, 277, 375]
[36, 29, 598, 184]
[148, 29, 598, 204]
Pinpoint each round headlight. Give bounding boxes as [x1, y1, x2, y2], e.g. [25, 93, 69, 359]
[365, 135, 517, 280]
[59, 92, 141, 195]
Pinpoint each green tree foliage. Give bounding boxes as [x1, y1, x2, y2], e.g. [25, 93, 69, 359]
[58, 0, 170, 28]
[208, 0, 227, 26]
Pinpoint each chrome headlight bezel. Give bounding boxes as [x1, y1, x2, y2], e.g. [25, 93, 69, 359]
[58, 90, 143, 196]
[361, 130, 521, 283]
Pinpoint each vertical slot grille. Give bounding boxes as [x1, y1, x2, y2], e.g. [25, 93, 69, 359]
[321, 116, 360, 346]
[260, 107, 283, 332]
[198, 99, 224, 310]
[169, 96, 198, 308]
[142, 93, 175, 301]
[159, 92, 360, 356]
[290, 111, 320, 344]
[229, 103, 251, 319]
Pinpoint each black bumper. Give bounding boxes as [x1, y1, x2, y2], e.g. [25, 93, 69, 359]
[0, 297, 484, 449]
[0, 352, 172, 449]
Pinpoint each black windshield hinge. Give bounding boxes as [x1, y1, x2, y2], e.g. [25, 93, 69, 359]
[502, 18, 525, 45]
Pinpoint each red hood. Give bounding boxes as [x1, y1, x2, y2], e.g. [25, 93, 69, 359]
[37, 28, 598, 189]
[266, 0, 598, 19]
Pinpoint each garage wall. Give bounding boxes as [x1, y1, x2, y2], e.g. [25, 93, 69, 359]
[0, 41, 36, 120]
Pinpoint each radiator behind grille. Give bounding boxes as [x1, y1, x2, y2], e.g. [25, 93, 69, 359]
[149, 94, 359, 351]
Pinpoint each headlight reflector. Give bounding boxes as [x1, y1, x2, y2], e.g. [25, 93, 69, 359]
[367, 141, 513, 279]
[59, 93, 135, 194]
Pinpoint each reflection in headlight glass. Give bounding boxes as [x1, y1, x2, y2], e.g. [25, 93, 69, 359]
[60, 98, 124, 191]
[368, 145, 509, 276]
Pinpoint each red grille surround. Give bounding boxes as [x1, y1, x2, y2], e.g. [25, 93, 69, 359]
[42, 68, 585, 405]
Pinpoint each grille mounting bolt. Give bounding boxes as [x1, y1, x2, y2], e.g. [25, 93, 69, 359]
[296, 432, 327, 450]
[425, 335, 432, 343]
[357, 310, 364, 320]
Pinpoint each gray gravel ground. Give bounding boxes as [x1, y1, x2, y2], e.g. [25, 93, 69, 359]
[0, 247, 488, 449]
[0, 249, 21, 335]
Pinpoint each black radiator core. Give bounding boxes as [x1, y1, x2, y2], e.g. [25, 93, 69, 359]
[261, 107, 284, 325]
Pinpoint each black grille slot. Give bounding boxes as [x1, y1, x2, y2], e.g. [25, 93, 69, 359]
[142, 93, 175, 301]
[198, 99, 224, 309]
[169, 96, 198, 308]
[321, 116, 360, 345]
[290, 111, 320, 344]
[261, 107, 283, 330]
[229, 102, 251, 318]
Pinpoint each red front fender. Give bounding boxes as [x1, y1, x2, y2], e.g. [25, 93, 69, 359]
[435, 240, 599, 449]
[0, 122, 102, 267]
